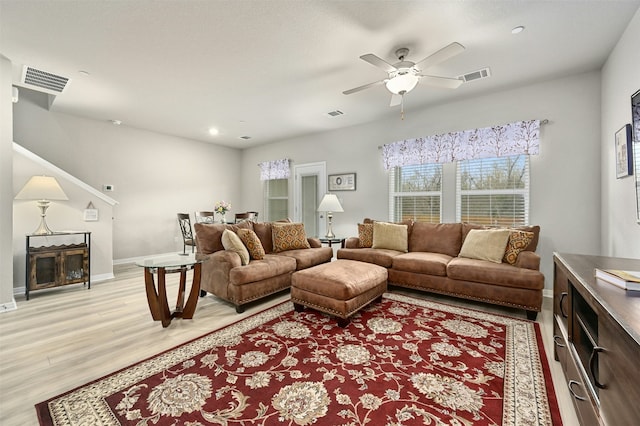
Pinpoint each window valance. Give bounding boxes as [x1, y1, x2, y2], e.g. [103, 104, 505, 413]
[382, 120, 540, 170]
[258, 158, 290, 180]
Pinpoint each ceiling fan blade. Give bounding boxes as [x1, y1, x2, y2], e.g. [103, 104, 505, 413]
[417, 75, 464, 89]
[415, 42, 465, 71]
[359, 54, 397, 73]
[390, 94, 402, 107]
[342, 79, 385, 95]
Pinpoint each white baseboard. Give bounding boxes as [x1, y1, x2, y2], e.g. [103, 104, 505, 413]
[543, 288, 553, 299]
[0, 298, 17, 313]
[114, 252, 179, 265]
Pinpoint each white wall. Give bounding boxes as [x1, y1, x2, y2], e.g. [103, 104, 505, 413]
[601, 8, 640, 258]
[12, 89, 243, 265]
[0, 55, 15, 310]
[242, 71, 603, 290]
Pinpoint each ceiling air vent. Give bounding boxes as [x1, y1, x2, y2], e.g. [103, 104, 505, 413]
[458, 67, 491, 83]
[239, 136, 252, 140]
[326, 110, 344, 117]
[21, 65, 70, 93]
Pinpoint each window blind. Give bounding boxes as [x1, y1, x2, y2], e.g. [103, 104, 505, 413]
[456, 155, 529, 226]
[264, 179, 288, 221]
[389, 163, 442, 223]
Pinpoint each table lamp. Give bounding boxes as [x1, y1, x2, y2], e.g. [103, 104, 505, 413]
[15, 175, 69, 235]
[317, 193, 344, 239]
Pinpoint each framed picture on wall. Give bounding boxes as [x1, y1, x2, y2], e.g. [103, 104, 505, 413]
[615, 124, 632, 178]
[632, 89, 640, 223]
[328, 173, 356, 191]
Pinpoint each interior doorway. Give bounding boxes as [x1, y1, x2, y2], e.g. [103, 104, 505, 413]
[293, 162, 326, 237]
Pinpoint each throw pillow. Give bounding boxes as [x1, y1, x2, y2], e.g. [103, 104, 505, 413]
[458, 229, 511, 264]
[503, 230, 535, 265]
[221, 229, 250, 265]
[272, 222, 311, 252]
[372, 222, 408, 252]
[237, 228, 265, 260]
[358, 223, 373, 248]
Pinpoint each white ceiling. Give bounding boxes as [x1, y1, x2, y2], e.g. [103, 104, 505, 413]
[1, 1, 639, 148]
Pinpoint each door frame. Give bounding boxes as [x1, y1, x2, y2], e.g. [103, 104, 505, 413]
[293, 162, 326, 235]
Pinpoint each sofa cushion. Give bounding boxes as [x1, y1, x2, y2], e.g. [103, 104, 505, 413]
[503, 230, 535, 265]
[447, 257, 544, 290]
[222, 229, 250, 265]
[337, 247, 402, 268]
[237, 228, 265, 260]
[194, 221, 253, 254]
[253, 222, 274, 254]
[276, 247, 333, 270]
[409, 222, 462, 257]
[229, 254, 297, 285]
[458, 229, 510, 263]
[462, 223, 540, 252]
[272, 222, 311, 252]
[372, 222, 408, 252]
[358, 223, 373, 248]
[392, 252, 452, 276]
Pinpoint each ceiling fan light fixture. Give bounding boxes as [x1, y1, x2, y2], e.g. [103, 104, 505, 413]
[385, 73, 419, 95]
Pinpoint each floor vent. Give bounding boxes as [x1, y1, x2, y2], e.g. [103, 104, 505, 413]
[326, 110, 344, 117]
[21, 65, 70, 93]
[458, 67, 491, 83]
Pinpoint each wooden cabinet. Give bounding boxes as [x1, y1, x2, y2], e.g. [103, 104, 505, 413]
[553, 253, 640, 425]
[26, 232, 91, 300]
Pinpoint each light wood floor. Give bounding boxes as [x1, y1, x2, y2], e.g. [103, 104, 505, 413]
[0, 264, 578, 425]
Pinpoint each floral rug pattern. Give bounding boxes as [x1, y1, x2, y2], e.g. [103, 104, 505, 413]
[37, 293, 560, 425]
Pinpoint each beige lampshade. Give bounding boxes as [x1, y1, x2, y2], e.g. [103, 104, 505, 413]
[15, 176, 68, 201]
[317, 194, 344, 212]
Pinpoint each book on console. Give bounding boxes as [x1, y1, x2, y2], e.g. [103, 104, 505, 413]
[595, 268, 640, 291]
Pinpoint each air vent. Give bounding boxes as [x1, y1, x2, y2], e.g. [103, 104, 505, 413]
[21, 65, 70, 93]
[458, 67, 491, 83]
[326, 110, 344, 117]
[239, 136, 252, 140]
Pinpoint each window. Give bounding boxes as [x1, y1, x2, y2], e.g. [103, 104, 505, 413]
[265, 179, 288, 221]
[456, 155, 529, 226]
[389, 163, 442, 223]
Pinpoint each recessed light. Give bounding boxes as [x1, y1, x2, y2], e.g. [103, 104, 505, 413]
[78, 70, 90, 76]
[209, 127, 219, 136]
[511, 26, 525, 34]
[110, 119, 122, 126]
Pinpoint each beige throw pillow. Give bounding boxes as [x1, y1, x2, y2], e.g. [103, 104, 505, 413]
[372, 222, 408, 252]
[272, 222, 311, 252]
[221, 229, 250, 265]
[458, 229, 510, 263]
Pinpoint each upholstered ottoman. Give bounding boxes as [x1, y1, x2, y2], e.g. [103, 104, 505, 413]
[291, 259, 387, 327]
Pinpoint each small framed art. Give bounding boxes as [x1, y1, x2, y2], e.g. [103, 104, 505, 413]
[615, 124, 632, 178]
[328, 173, 356, 191]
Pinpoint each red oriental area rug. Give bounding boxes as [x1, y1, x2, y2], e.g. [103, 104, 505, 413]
[36, 293, 562, 425]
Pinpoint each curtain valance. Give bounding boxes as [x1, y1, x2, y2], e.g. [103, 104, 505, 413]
[382, 120, 540, 170]
[258, 158, 290, 180]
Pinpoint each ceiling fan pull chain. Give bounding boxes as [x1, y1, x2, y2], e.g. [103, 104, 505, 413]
[401, 94, 405, 120]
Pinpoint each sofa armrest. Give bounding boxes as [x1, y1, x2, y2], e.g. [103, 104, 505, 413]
[199, 250, 242, 298]
[307, 237, 321, 248]
[514, 251, 541, 270]
[344, 237, 360, 248]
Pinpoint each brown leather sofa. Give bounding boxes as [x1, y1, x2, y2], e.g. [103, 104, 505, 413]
[337, 220, 544, 319]
[194, 221, 333, 312]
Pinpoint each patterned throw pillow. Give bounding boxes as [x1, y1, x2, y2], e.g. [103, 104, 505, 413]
[272, 223, 311, 253]
[503, 230, 535, 265]
[221, 229, 250, 265]
[237, 229, 265, 260]
[358, 223, 373, 248]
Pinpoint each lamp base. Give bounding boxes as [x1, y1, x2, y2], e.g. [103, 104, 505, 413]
[32, 200, 54, 235]
[324, 213, 335, 239]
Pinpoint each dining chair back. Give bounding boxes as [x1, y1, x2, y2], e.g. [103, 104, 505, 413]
[177, 213, 196, 254]
[195, 211, 215, 224]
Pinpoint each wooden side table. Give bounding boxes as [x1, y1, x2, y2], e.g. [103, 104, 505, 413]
[136, 254, 207, 328]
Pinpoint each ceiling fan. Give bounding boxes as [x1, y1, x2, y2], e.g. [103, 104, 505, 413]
[343, 42, 466, 108]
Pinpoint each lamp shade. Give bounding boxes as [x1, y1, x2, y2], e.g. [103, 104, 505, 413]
[317, 194, 343, 212]
[15, 176, 68, 201]
[385, 73, 419, 95]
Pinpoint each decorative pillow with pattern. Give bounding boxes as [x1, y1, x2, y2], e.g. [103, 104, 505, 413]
[358, 223, 373, 248]
[503, 230, 535, 265]
[221, 229, 250, 265]
[272, 222, 311, 253]
[237, 229, 265, 260]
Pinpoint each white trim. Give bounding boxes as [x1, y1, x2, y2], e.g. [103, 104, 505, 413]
[13, 142, 119, 206]
[0, 298, 17, 313]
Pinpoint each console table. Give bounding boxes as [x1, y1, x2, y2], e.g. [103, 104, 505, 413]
[553, 253, 640, 425]
[25, 231, 91, 300]
[136, 253, 207, 328]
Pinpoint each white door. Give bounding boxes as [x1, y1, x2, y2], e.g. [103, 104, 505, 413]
[294, 162, 326, 238]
